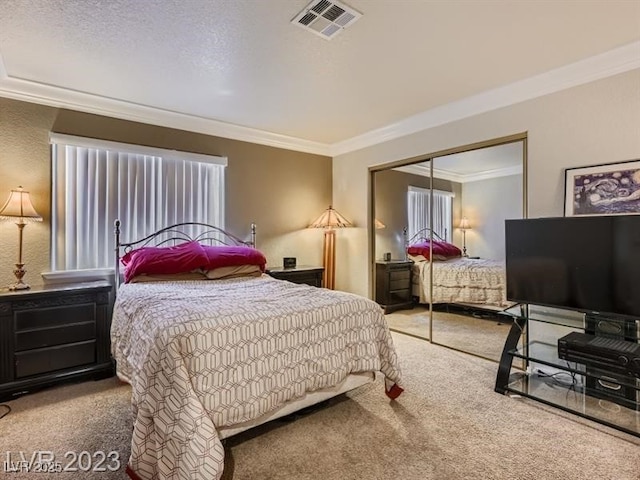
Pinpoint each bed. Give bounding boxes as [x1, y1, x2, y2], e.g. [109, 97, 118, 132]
[404, 227, 510, 308]
[111, 221, 403, 480]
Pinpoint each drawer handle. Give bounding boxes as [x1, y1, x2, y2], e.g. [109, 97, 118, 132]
[597, 377, 622, 391]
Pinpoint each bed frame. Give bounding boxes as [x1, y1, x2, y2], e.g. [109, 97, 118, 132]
[403, 226, 446, 258]
[219, 372, 375, 439]
[112, 220, 375, 441]
[113, 219, 256, 289]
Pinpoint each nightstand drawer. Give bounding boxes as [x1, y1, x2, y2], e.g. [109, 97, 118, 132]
[389, 277, 410, 291]
[389, 269, 410, 281]
[388, 289, 411, 304]
[389, 268, 411, 282]
[15, 303, 96, 330]
[267, 266, 324, 287]
[15, 321, 96, 351]
[15, 340, 96, 378]
[276, 271, 320, 286]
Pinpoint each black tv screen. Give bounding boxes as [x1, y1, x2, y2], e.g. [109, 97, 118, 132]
[505, 216, 640, 319]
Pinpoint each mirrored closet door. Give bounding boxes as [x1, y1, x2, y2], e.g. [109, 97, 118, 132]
[372, 135, 527, 362]
[374, 159, 432, 340]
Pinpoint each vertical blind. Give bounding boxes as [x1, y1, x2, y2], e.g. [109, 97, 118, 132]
[407, 186, 453, 242]
[50, 134, 226, 271]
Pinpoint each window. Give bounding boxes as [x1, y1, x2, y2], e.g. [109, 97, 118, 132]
[407, 186, 453, 242]
[50, 133, 226, 272]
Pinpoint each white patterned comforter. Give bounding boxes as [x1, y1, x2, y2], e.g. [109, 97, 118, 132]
[412, 257, 509, 307]
[111, 275, 403, 480]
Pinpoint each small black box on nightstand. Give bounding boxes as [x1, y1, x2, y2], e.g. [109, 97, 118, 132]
[283, 257, 297, 269]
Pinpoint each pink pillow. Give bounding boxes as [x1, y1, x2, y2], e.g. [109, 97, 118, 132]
[407, 240, 461, 260]
[433, 240, 462, 258]
[122, 241, 208, 283]
[201, 245, 267, 272]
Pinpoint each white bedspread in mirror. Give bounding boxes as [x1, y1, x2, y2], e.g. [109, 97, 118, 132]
[411, 257, 509, 307]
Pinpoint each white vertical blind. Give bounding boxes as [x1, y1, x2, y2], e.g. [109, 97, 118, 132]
[50, 134, 226, 271]
[407, 186, 453, 242]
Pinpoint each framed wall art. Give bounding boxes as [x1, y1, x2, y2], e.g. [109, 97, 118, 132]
[564, 159, 640, 216]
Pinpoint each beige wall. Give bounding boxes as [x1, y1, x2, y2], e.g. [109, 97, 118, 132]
[0, 98, 332, 287]
[461, 174, 523, 260]
[0, 100, 57, 288]
[334, 69, 640, 297]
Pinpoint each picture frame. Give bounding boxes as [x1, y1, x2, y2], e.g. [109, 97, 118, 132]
[564, 159, 640, 216]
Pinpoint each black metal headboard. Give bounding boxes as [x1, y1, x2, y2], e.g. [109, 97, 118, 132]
[114, 220, 257, 289]
[403, 226, 446, 247]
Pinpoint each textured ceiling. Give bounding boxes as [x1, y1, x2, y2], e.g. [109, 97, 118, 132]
[0, 0, 639, 150]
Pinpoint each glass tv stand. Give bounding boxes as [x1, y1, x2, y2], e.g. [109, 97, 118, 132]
[494, 304, 639, 438]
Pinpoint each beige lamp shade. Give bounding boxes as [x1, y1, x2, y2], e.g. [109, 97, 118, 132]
[0, 187, 42, 223]
[459, 217, 470, 230]
[374, 218, 386, 229]
[309, 205, 353, 229]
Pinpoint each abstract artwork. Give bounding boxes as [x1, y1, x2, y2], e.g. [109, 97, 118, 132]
[564, 160, 640, 216]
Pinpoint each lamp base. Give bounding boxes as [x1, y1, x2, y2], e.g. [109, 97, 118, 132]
[461, 230, 469, 258]
[9, 263, 30, 290]
[322, 229, 336, 290]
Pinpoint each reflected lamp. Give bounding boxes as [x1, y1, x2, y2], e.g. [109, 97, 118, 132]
[459, 216, 470, 258]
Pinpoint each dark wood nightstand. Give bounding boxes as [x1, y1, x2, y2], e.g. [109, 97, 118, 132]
[0, 281, 114, 401]
[375, 261, 414, 314]
[267, 266, 324, 287]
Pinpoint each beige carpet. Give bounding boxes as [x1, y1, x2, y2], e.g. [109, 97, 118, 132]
[385, 305, 511, 361]
[1, 333, 639, 479]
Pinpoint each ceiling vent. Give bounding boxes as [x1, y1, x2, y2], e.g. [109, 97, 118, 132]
[291, 0, 362, 40]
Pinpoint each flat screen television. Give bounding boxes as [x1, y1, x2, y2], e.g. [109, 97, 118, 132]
[505, 215, 640, 319]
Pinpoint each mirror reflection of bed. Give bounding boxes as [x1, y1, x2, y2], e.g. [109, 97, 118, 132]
[373, 139, 525, 362]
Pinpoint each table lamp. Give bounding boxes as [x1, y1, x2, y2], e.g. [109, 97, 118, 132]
[0, 186, 42, 290]
[459, 216, 470, 258]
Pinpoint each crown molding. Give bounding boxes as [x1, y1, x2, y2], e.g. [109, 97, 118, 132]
[395, 164, 430, 178]
[396, 164, 522, 183]
[0, 58, 331, 157]
[330, 41, 640, 156]
[1, 41, 638, 159]
[458, 165, 523, 183]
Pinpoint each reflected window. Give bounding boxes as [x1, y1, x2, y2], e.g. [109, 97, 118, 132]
[407, 186, 454, 242]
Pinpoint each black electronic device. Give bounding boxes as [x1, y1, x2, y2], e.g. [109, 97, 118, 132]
[557, 331, 640, 378]
[283, 257, 297, 269]
[585, 366, 639, 409]
[505, 215, 640, 319]
[583, 313, 639, 406]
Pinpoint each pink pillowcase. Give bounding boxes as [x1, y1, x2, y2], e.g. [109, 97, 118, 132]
[201, 245, 267, 272]
[407, 240, 462, 260]
[121, 243, 267, 283]
[122, 241, 208, 283]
